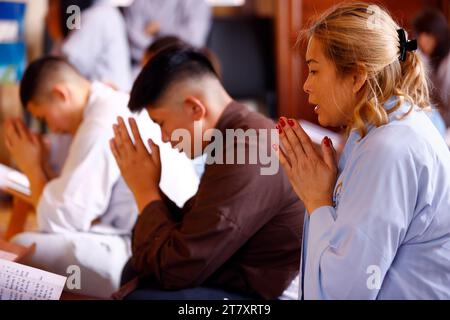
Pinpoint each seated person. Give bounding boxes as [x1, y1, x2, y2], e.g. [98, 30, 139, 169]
[47, 0, 132, 91]
[124, 0, 211, 69]
[5, 56, 199, 298]
[281, 3, 450, 299]
[110, 48, 305, 300]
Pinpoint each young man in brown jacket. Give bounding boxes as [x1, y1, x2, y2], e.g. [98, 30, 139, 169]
[110, 48, 304, 300]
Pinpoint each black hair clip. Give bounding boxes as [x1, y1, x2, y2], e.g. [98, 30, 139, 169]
[397, 28, 417, 62]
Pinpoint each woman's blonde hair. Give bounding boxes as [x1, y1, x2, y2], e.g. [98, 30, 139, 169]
[300, 2, 430, 137]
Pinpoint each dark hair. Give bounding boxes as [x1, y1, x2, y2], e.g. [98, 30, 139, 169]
[129, 48, 219, 112]
[20, 56, 78, 108]
[145, 36, 190, 58]
[413, 9, 450, 71]
[144, 36, 223, 78]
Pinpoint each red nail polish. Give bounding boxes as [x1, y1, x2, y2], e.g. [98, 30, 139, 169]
[324, 136, 331, 147]
[279, 118, 286, 127]
[288, 119, 295, 127]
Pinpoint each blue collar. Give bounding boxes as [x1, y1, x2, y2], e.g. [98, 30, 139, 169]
[338, 96, 415, 172]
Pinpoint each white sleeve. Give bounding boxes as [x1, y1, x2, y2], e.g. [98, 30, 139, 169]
[304, 136, 416, 300]
[37, 121, 120, 233]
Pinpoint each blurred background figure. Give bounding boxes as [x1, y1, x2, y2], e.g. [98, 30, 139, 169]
[47, 0, 132, 91]
[124, 0, 212, 72]
[413, 9, 450, 130]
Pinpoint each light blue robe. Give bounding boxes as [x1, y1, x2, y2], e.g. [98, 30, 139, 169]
[300, 97, 450, 300]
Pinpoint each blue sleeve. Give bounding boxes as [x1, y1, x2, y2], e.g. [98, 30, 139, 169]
[304, 133, 417, 299]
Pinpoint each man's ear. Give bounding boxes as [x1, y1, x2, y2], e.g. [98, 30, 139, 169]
[352, 64, 368, 94]
[184, 96, 206, 122]
[51, 84, 70, 103]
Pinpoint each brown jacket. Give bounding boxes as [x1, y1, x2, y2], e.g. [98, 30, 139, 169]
[131, 101, 304, 299]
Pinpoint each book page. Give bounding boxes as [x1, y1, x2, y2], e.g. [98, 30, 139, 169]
[0, 259, 67, 300]
[0, 163, 31, 196]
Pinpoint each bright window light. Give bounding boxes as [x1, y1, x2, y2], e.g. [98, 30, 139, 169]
[205, 0, 245, 7]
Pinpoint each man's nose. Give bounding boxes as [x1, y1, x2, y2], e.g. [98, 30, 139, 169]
[161, 130, 170, 143]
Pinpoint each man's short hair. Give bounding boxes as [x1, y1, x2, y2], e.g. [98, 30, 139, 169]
[129, 48, 219, 113]
[19, 56, 80, 108]
[145, 36, 190, 58]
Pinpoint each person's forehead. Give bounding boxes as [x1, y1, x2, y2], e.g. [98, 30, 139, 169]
[147, 105, 175, 119]
[306, 36, 323, 63]
[150, 91, 186, 115]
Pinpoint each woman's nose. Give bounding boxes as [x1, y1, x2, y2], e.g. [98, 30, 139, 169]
[303, 78, 312, 94]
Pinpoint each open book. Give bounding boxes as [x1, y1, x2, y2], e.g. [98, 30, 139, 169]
[0, 258, 67, 300]
[0, 163, 30, 197]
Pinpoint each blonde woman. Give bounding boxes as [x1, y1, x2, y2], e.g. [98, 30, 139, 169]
[276, 3, 450, 299]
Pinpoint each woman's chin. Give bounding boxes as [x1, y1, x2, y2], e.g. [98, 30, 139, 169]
[318, 114, 341, 128]
[317, 115, 330, 128]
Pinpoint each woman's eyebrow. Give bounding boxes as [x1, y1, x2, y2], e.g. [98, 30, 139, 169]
[306, 59, 319, 65]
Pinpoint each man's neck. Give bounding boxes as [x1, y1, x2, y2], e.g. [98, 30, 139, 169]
[207, 88, 233, 130]
[69, 80, 92, 135]
[200, 88, 233, 153]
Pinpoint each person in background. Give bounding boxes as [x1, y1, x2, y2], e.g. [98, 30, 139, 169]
[47, 0, 132, 91]
[6, 57, 199, 298]
[277, 3, 450, 299]
[44, 0, 134, 178]
[413, 9, 450, 132]
[124, 0, 211, 71]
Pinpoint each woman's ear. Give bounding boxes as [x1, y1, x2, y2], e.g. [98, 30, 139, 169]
[184, 96, 207, 122]
[352, 64, 368, 94]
